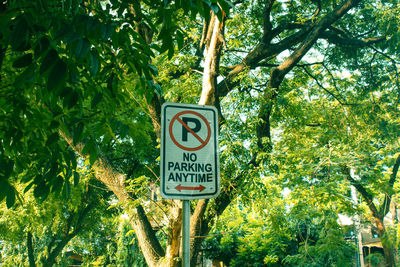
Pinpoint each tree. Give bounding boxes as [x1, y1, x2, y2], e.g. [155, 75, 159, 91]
[203, 177, 356, 266]
[0, 176, 111, 266]
[273, 87, 400, 265]
[1, 0, 399, 266]
[203, 197, 294, 266]
[69, 211, 147, 266]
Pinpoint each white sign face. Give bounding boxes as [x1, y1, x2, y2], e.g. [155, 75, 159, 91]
[160, 103, 220, 200]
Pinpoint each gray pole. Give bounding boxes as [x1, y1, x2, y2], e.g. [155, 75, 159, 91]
[182, 200, 190, 267]
[351, 185, 364, 267]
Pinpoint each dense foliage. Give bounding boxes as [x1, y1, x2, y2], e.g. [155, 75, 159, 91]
[1, 0, 400, 266]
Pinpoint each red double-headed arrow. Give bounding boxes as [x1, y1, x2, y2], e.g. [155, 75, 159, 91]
[175, 184, 206, 192]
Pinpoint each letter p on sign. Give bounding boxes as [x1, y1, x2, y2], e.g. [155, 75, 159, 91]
[181, 117, 201, 141]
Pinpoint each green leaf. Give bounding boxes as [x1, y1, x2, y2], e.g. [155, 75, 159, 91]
[176, 30, 184, 51]
[148, 64, 158, 76]
[64, 30, 81, 43]
[91, 92, 103, 108]
[16, 65, 35, 86]
[12, 53, 33, 68]
[81, 138, 93, 156]
[0, 180, 9, 202]
[62, 179, 71, 200]
[61, 87, 79, 108]
[210, 3, 219, 15]
[90, 51, 99, 75]
[65, 90, 79, 108]
[34, 37, 50, 57]
[87, 16, 100, 32]
[120, 123, 129, 139]
[73, 122, 84, 144]
[34, 181, 50, 200]
[219, 0, 234, 16]
[50, 120, 60, 128]
[159, 37, 169, 53]
[6, 188, 15, 208]
[47, 59, 67, 91]
[46, 132, 59, 146]
[69, 150, 77, 170]
[24, 181, 35, 193]
[44, 162, 58, 181]
[89, 144, 98, 165]
[52, 175, 64, 195]
[76, 38, 91, 59]
[154, 83, 162, 96]
[0, 157, 14, 179]
[40, 49, 59, 74]
[73, 171, 80, 186]
[81, 138, 98, 165]
[10, 16, 29, 51]
[101, 24, 114, 40]
[168, 44, 174, 59]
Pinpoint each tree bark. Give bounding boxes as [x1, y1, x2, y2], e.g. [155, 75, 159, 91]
[27, 231, 36, 267]
[200, 12, 224, 106]
[43, 233, 76, 267]
[164, 200, 183, 267]
[374, 216, 396, 267]
[190, 199, 209, 266]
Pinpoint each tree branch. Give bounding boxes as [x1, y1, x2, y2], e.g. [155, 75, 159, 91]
[218, 0, 364, 98]
[368, 45, 400, 101]
[43, 232, 77, 267]
[320, 30, 386, 47]
[254, 0, 363, 152]
[389, 154, 400, 187]
[271, 0, 362, 85]
[379, 154, 400, 218]
[342, 166, 381, 220]
[59, 130, 165, 265]
[261, 0, 275, 43]
[27, 231, 36, 267]
[302, 65, 349, 105]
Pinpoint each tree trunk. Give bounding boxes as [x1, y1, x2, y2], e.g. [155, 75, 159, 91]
[93, 157, 166, 266]
[42, 234, 76, 267]
[374, 217, 396, 267]
[27, 231, 36, 267]
[383, 249, 396, 267]
[41, 197, 98, 267]
[391, 200, 399, 266]
[200, 12, 224, 106]
[164, 200, 183, 267]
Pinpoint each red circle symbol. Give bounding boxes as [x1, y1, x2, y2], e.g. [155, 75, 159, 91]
[169, 110, 211, 151]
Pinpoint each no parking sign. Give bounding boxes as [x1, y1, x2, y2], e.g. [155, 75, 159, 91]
[160, 103, 220, 199]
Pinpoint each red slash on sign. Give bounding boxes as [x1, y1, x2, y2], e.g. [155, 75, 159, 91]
[175, 184, 206, 192]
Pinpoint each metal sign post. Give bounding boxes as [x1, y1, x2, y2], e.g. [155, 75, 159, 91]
[160, 102, 220, 267]
[182, 200, 190, 267]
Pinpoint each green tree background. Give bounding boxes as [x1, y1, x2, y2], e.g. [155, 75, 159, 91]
[1, 0, 400, 266]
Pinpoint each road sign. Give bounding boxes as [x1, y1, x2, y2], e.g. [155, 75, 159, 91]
[160, 102, 220, 200]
